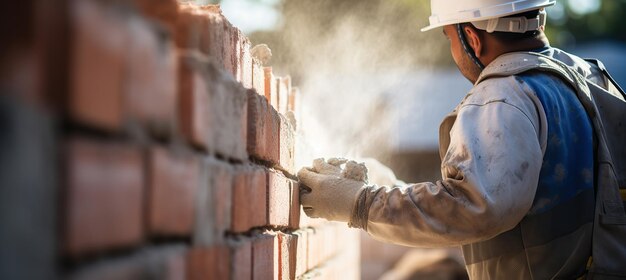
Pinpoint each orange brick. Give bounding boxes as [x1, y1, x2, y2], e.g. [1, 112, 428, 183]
[187, 246, 230, 280]
[267, 172, 291, 228]
[178, 53, 210, 149]
[125, 18, 177, 136]
[64, 137, 143, 257]
[148, 147, 198, 236]
[232, 166, 267, 233]
[69, 0, 126, 131]
[252, 233, 279, 280]
[264, 67, 277, 109]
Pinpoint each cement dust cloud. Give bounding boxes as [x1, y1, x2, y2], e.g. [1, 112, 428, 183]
[265, 0, 449, 169]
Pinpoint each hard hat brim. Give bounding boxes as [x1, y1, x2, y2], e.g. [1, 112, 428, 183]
[421, 0, 555, 32]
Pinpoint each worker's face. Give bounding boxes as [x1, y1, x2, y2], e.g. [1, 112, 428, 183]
[443, 25, 482, 83]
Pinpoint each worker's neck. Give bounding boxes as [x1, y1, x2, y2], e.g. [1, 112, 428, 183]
[481, 34, 550, 67]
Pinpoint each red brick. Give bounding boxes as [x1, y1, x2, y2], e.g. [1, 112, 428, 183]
[264, 67, 278, 109]
[187, 246, 230, 280]
[252, 58, 265, 96]
[64, 137, 143, 257]
[277, 76, 291, 114]
[133, 0, 179, 34]
[252, 233, 279, 280]
[69, 0, 126, 131]
[124, 18, 177, 136]
[247, 90, 268, 159]
[178, 53, 209, 149]
[289, 181, 301, 229]
[293, 231, 308, 277]
[175, 6, 204, 51]
[278, 114, 296, 175]
[179, 53, 248, 160]
[264, 105, 281, 164]
[278, 233, 297, 280]
[196, 5, 231, 73]
[228, 238, 252, 280]
[193, 158, 232, 246]
[267, 172, 292, 227]
[236, 31, 253, 89]
[232, 166, 267, 233]
[148, 147, 198, 236]
[205, 64, 248, 161]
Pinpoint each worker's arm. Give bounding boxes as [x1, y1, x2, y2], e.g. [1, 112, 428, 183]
[352, 78, 546, 247]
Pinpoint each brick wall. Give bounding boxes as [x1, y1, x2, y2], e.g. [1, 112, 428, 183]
[0, 0, 360, 279]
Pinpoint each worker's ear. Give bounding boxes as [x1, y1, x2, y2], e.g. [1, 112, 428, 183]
[463, 25, 483, 58]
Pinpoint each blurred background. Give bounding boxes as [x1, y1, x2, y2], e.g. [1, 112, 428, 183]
[197, 0, 626, 278]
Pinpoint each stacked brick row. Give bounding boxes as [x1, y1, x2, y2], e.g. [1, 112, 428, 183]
[0, 0, 359, 279]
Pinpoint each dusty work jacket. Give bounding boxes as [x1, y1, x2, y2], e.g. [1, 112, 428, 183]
[351, 47, 607, 279]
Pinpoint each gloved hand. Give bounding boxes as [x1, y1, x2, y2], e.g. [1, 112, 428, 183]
[297, 158, 368, 222]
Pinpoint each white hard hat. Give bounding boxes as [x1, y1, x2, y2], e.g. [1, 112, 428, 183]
[421, 0, 556, 32]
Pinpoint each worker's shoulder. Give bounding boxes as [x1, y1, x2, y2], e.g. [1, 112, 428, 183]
[463, 75, 535, 108]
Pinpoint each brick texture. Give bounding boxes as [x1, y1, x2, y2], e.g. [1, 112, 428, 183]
[69, 0, 126, 131]
[194, 158, 232, 246]
[188, 246, 230, 280]
[64, 137, 143, 257]
[124, 17, 177, 136]
[264, 67, 278, 109]
[267, 171, 292, 228]
[178, 52, 210, 149]
[232, 165, 267, 233]
[252, 233, 279, 280]
[148, 147, 198, 236]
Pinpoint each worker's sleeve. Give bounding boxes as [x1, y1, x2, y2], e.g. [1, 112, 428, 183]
[350, 77, 545, 247]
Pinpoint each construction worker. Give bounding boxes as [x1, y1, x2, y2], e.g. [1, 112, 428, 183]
[297, 0, 609, 278]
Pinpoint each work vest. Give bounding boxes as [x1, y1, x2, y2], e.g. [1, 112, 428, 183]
[446, 52, 626, 279]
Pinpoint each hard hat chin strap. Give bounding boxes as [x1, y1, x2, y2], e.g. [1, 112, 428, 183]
[471, 9, 547, 33]
[456, 24, 485, 70]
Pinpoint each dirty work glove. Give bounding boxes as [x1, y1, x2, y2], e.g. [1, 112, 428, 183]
[298, 158, 369, 223]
